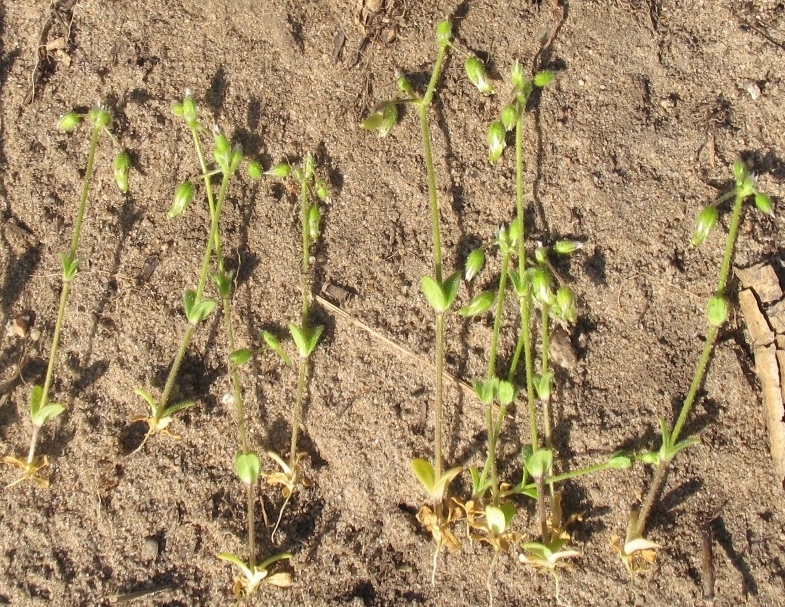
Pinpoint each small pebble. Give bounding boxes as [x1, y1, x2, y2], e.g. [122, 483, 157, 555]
[746, 81, 761, 101]
[142, 537, 159, 561]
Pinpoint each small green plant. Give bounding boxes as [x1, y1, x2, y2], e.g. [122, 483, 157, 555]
[364, 19, 462, 581]
[3, 106, 128, 488]
[618, 160, 773, 574]
[260, 154, 329, 538]
[129, 91, 258, 453]
[217, 551, 292, 599]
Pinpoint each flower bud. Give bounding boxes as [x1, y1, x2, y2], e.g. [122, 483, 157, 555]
[533, 71, 556, 87]
[247, 160, 263, 179]
[396, 71, 415, 97]
[732, 159, 748, 186]
[361, 103, 398, 137]
[307, 204, 321, 241]
[465, 57, 493, 95]
[182, 93, 198, 125]
[89, 107, 112, 129]
[500, 103, 518, 131]
[689, 206, 718, 247]
[553, 240, 583, 255]
[315, 179, 330, 202]
[168, 181, 195, 219]
[457, 290, 495, 317]
[534, 246, 548, 265]
[465, 248, 485, 282]
[607, 453, 632, 470]
[531, 268, 554, 306]
[265, 163, 292, 178]
[57, 111, 82, 131]
[488, 120, 506, 163]
[754, 192, 773, 216]
[113, 151, 131, 194]
[555, 287, 577, 323]
[706, 294, 728, 327]
[235, 451, 261, 485]
[511, 60, 525, 89]
[436, 20, 452, 47]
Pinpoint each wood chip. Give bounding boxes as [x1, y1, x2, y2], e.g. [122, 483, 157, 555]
[735, 263, 783, 304]
[769, 299, 785, 334]
[738, 288, 774, 347]
[757, 344, 785, 487]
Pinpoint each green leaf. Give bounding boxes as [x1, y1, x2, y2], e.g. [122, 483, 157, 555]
[162, 400, 195, 418]
[261, 330, 292, 366]
[524, 448, 553, 479]
[29, 385, 43, 417]
[218, 552, 252, 575]
[442, 272, 461, 310]
[457, 290, 494, 317]
[669, 435, 700, 459]
[133, 387, 159, 416]
[486, 503, 516, 535]
[472, 378, 498, 405]
[113, 151, 131, 193]
[421, 275, 447, 312]
[257, 552, 293, 571]
[183, 290, 216, 324]
[212, 270, 234, 299]
[507, 269, 525, 296]
[31, 403, 65, 428]
[469, 467, 493, 499]
[288, 324, 323, 358]
[229, 348, 253, 366]
[521, 541, 551, 560]
[534, 372, 552, 400]
[638, 451, 660, 465]
[433, 466, 463, 501]
[235, 451, 261, 485]
[361, 103, 398, 137]
[411, 458, 436, 494]
[60, 252, 80, 281]
[496, 380, 516, 406]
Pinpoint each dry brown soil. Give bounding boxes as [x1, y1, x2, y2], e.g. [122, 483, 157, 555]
[1, 1, 785, 606]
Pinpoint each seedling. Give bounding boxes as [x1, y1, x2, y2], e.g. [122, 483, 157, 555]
[261, 154, 328, 538]
[3, 106, 128, 487]
[129, 91, 257, 453]
[622, 160, 773, 572]
[217, 551, 292, 599]
[364, 19, 463, 580]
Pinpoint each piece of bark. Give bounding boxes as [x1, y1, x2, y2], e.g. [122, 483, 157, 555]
[738, 288, 774, 347]
[768, 299, 785, 334]
[756, 344, 785, 486]
[736, 263, 783, 304]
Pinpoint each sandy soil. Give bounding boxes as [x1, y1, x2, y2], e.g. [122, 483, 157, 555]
[1, 1, 784, 606]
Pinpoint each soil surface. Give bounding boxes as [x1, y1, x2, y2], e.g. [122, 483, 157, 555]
[1, 1, 785, 606]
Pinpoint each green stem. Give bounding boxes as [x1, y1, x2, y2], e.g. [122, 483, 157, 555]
[247, 483, 256, 569]
[158, 173, 230, 414]
[632, 189, 744, 539]
[487, 251, 510, 381]
[28, 122, 102, 464]
[419, 103, 442, 283]
[300, 175, 311, 324]
[540, 305, 552, 452]
[434, 313, 445, 481]
[289, 355, 307, 469]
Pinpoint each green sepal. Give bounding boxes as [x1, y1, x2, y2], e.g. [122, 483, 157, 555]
[510, 60, 525, 89]
[524, 448, 553, 479]
[457, 291, 494, 317]
[60, 252, 80, 281]
[530, 268, 554, 306]
[261, 330, 292, 366]
[183, 289, 216, 324]
[553, 240, 583, 255]
[500, 103, 518, 131]
[638, 451, 660, 465]
[420, 272, 461, 313]
[229, 348, 254, 366]
[235, 451, 261, 485]
[554, 287, 578, 324]
[706, 294, 729, 327]
[465, 57, 493, 95]
[690, 206, 718, 247]
[732, 159, 749, 186]
[265, 163, 292, 178]
[307, 204, 322, 241]
[288, 323, 324, 358]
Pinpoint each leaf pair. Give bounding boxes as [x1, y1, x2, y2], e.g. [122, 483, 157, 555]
[217, 552, 292, 599]
[29, 385, 64, 429]
[472, 377, 516, 406]
[411, 458, 462, 501]
[421, 273, 461, 314]
[183, 289, 216, 324]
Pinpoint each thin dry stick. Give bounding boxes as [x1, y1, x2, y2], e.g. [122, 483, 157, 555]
[315, 295, 473, 395]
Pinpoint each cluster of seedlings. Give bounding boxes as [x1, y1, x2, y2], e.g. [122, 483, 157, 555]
[1, 16, 775, 605]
